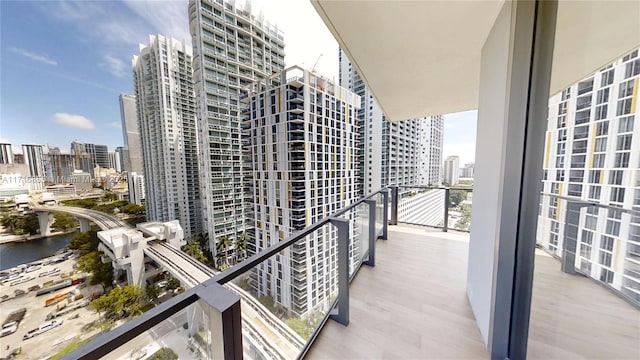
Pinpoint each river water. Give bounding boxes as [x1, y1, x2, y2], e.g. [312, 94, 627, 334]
[0, 232, 76, 270]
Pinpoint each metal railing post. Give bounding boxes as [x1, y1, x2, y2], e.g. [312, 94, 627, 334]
[390, 186, 398, 225]
[197, 283, 243, 360]
[443, 188, 450, 232]
[329, 217, 350, 326]
[382, 189, 388, 240]
[364, 199, 376, 267]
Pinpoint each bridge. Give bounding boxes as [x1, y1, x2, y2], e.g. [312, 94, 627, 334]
[32, 205, 131, 235]
[42, 205, 304, 359]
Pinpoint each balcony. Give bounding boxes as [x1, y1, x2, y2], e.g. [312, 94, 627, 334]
[61, 186, 639, 360]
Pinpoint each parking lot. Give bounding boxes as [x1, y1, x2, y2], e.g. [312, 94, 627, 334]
[0, 255, 102, 360]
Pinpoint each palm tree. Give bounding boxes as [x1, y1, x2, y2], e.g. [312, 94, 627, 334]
[216, 235, 232, 268]
[236, 231, 249, 262]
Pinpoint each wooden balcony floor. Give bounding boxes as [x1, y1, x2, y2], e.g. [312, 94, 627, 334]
[307, 224, 640, 359]
[307, 225, 488, 359]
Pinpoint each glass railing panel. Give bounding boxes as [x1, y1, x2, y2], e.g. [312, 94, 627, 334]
[90, 301, 213, 360]
[224, 222, 341, 359]
[397, 187, 446, 228]
[355, 203, 369, 270]
[374, 192, 384, 237]
[448, 188, 473, 232]
[529, 194, 640, 358]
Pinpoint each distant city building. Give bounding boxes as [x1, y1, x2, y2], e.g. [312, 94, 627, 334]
[21, 144, 46, 192]
[119, 94, 144, 174]
[108, 151, 122, 172]
[444, 155, 460, 185]
[538, 48, 640, 305]
[461, 162, 475, 178]
[339, 49, 443, 194]
[190, 0, 286, 250]
[418, 116, 445, 185]
[133, 34, 202, 237]
[47, 152, 76, 184]
[70, 141, 108, 177]
[22, 144, 46, 178]
[128, 172, 146, 206]
[248, 66, 360, 317]
[0, 143, 13, 164]
[115, 147, 126, 173]
[13, 153, 24, 164]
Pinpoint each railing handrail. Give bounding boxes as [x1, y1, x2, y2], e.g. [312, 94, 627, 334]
[64, 186, 391, 360]
[541, 192, 640, 217]
[207, 186, 389, 286]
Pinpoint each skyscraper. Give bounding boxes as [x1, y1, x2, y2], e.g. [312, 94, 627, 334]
[133, 34, 202, 237]
[22, 144, 46, 178]
[338, 49, 443, 194]
[189, 0, 286, 251]
[70, 141, 108, 176]
[119, 93, 144, 174]
[115, 147, 126, 173]
[418, 115, 445, 185]
[108, 152, 122, 172]
[538, 48, 640, 304]
[0, 143, 13, 164]
[443, 155, 460, 185]
[248, 66, 360, 317]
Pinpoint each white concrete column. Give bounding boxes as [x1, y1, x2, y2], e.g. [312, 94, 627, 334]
[466, 0, 556, 358]
[37, 211, 53, 236]
[78, 218, 91, 232]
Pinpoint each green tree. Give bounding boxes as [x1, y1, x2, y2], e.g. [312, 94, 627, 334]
[67, 231, 99, 256]
[146, 348, 178, 360]
[182, 240, 208, 264]
[165, 277, 181, 291]
[0, 214, 22, 234]
[455, 207, 472, 231]
[449, 190, 468, 208]
[236, 231, 249, 261]
[102, 193, 118, 202]
[77, 251, 114, 288]
[286, 317, 310, 339]
[91, 285, 143, 321]
[258, 295, 277, 313]
[215, 235, 232, 268]
[145, 285, 161, 302]
[51, 213, 78, 232]
[120, 203, 145, 215]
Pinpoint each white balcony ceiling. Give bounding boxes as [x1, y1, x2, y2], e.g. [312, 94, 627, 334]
[311, 0, 640, 121]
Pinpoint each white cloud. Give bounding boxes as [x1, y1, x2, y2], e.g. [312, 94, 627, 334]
[10, 47, 57, 66]
[106, 121, 122, 129]
[122, 0, 191, 46]
[100, 54, 127, 78]
[52, 113, 96, 130]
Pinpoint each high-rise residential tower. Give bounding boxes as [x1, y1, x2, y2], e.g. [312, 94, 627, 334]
[0, 143, 13, 164]
[119, 94, 144, 175]
[338, 49, 443, 194]
[189, 0, 286, 251]
[70, 141, 109, 176]
[22, 144, 46, 178]
[443, 155, 460, 185]
[247, 66, 360, 317]
[538, 48, 640, 304]
[108, 152, 122, 172]
[133, 34, 202, 237]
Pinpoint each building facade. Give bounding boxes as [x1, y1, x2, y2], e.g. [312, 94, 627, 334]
[248, 67, 360, 317]
[0, 143, 13, 164]
[538, 48, 640, 305]
[133, 34, 202, 237]
[115, 147, 126, 173]
[189, 0, 286, 251]
[338, 49, 443, 195]
[444, 155, 460, 185]
[128, 172, 146, 206]
[108, 151, 122, 172]
[461, 162, 475, 178]
[120, 94, 144, 175]
[70, 141, 108, 176]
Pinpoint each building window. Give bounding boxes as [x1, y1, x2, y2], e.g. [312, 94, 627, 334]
[609, 170, 624, 185]
[588, 185, 601, 200]
[600, 269, 614, 283]
[618, 116, 635, 133]
[614, 152, 630, 168]
[610, 187, 625, 203]
[599, 251, 612, 267]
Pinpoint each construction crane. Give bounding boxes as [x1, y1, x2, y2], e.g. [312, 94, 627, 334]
[312, 54, 323, 72]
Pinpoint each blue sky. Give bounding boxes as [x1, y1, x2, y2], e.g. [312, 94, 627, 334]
[0, 0, 476, 164]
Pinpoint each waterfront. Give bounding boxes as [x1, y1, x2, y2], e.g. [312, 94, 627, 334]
[0, 232, 76, 270]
